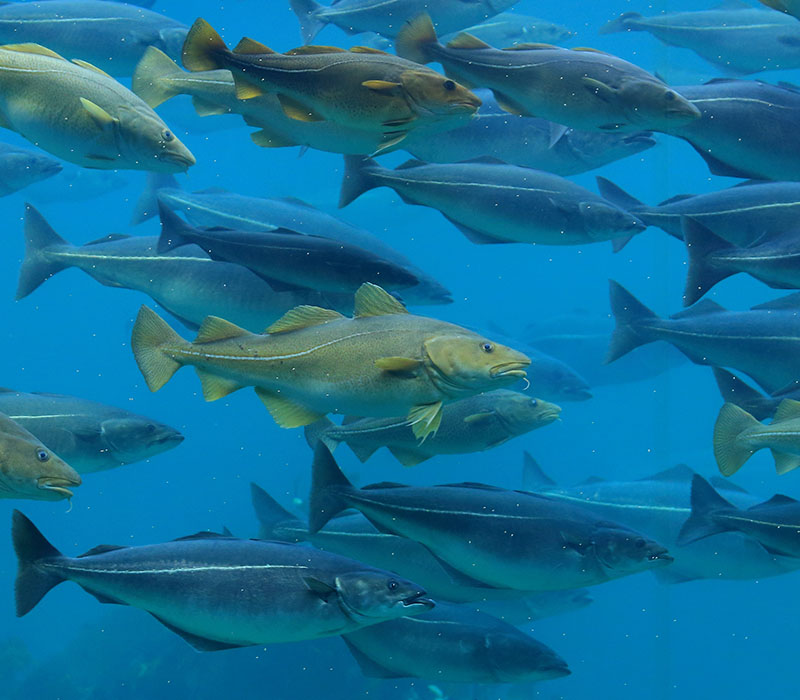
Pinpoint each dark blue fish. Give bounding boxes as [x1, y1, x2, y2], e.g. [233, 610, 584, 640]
[712, 368, 800, 422]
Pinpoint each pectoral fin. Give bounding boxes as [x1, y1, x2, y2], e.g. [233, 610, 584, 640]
[463, 411, 495, 424]
[305, 576, 337, 601]
[374, 356, 422, 372]
[362, 79, 403, 95]
[255, 387, 325, 428]
[80, 98, 117, 130]
[277, 93, 324, 122]
[408, 401, 443, 440]
[582, 77, 618, 103]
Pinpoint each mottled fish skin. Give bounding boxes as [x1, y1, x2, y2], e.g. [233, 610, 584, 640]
[0, 142, 61, 196]
[601, 6, 800, 75]
[0, 389, 182, 475]
[443, 13, 574, 47]
[0, 1, 187, 76]
[342, 602, 569, 683]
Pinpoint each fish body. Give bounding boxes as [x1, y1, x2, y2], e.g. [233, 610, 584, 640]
[11, 512, 433, 649]
[0, 414, 80, 501]
[607, 281, 800, 395]
[395, 14, 700, 132]
[310, 445, 672, 591]
[131, 284, 529, 438]
[342, 602, 569, 682]
[340, 156, 645, 246]
[601, 6, 800, 75]
[712, 368, 800, 422]
[0, 142, 61, 195]
[523, 347, 591, 402]
[443, 13, 574, 47]
[306, 390, 560, 467]
[0, 389, 182, 474]
[0, 1, 187, 76]
[26, 165, 128, 203]
[0, 43, 194, 171]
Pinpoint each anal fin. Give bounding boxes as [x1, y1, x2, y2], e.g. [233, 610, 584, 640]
[255, 387, 325, 427]
[387, 445, 430, 467]
[196, 369, 243, 401]
[772, 450, 800, 475]
[150, 614, 248, 651]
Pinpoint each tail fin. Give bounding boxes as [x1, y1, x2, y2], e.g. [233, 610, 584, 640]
[599, 12, 644, 35]
[132, 47, 184, 108]
[605, 280, 658, 363]
[12, 510, 65, 617]
[156, 200, 195, 252]
[339, 156, 380, 208]
[595, 177, 645, 213]
[521, 452, 556, 491]
[303, 417, 339, 451]
[131, 306, 187, 391]
[677, 475, 736, 545]
[395, 14, 439, 65]
[713, 402, 760, 476]
[131, 173, 180, 225]
[288, 0, 326, 44]
[682, 217, 736, 306]
[250, 483, 302, 540]
[309, 443, 354, 533]
[16, 204, 71, 300]
[182, 18, 228, 72]
[711, 368, 773, 421]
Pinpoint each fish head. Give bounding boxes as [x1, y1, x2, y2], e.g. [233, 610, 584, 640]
[521, 22, 575, 45]
[100, 417, 184, 463]
[399, 69, 482, 119]
[591, 525, 673, 575]
[485, 632, 571, 682]
[0, 150, 62, 189]
[494, 393, 562, 434]
[619, 80, 701, 130]
[424, 334, 530, 396]
[116, 104, 196, 173]
[335, 571, 434, 622]
[157, 27, 190, 61]
[0, 435, 81, 501]
[579, 200, 645, 240]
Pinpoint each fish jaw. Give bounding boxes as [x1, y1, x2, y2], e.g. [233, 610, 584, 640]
[489, 360, 530, 380]
[401, 591, 435, 612]
[37, 474, 81, 500]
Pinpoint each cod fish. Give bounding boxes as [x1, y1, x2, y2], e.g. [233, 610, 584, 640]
[342, 602, 569, 683]
[181, 19, 480, 151]
[607, 281, 800, 395]
[131, 283, 529, 439]
[340, 156, 645, 246]
[157, 203, 420, 295]
[16, 205, 349, 332]
[11, 511, 433, 649]
[0, 413, 80, 501]
[0, 142, 61, 196]
[444, 13, 574, 47]
[714, 400, 800, 476]
[601, 5, 800, 75]
[289, 0, 519, 42]
[0, 1, 188, 76]
[305, 390, 560, 467]
[0, 42, 194, 171]
[680, 475, 800, 558]
[310, 444, 672, 591]
[396, 14, 700, 133]
[712, 368, 800, 422]
[0, 389, 182, 475]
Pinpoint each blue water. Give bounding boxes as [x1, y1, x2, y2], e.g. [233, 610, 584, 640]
[1, 0, 797, 698]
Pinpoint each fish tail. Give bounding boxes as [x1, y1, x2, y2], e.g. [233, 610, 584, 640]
[182, 18, 228, 72]
[682, 217, 736, 306]
[132, 47, 184, 109]
[303, 417, 339, 452]
[131, 173, 180, 225]
[339, 155, 380, 208]
[131, 306, 187, 392]
[16, 204, 71, 300]
[250, 483, 302, 541]
[12, 510, 65, 617]
[713, 402, 760, 476]
[395, 13, 438, 65]
[598, 12, 644, 35]
[156, 200, 194, 253]
[605, 280, 658, 363]
[595, 177, 646, 213]
[711, 368, 771, 421]
[288, 0, 326, 44]
[677, 475, 736, 545]
[309, 444, 353, 533]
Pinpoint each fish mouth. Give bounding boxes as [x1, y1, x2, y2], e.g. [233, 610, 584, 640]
[648, 551, 674, 566]
[539, 407, 562, 423]
[402, 592, 435, 610]
[43, 162, 64, 176]
[623, 131, 656, 147]
[151, 432, 185, 448]
[666, 104, 701, 121]
[540, 663, 571, 680]
[490, 361, 530, 379]
[567, 388, 593, 401]
[159, 150, 196, 170]
[37, 476, 80, 499]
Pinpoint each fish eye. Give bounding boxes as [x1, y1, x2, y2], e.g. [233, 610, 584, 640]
[36, 449, 50, 462]
[481, 342, 494, 353]
[635, 538, 646, 549]
[387, 579, 398, 591]
[162, 129, 175, 142]
[145, 424, 156, 433]
[530, 399, 538, 407]
[664, 91, 676, 102]
[443, 79, 456, 91]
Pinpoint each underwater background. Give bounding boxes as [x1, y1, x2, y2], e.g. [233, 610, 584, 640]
[1, 0, 797, 699]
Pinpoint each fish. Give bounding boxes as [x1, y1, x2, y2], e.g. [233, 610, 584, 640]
[474, 588, 593, 625]
[712, 368, 800, 422]
[0, 389, 183, 475]
[341, 602, 570, 682]
[288, 0, 520, 43]
[0, 142, 61, 196]
[15, 204, 350, 332]
[25, 165, 129, 203]
[683, 218, 800, 305]
[601, 4, 800, 75]
[310, 444, 673, 591]
[181, 19, 480, 152]
[522, 455, 800, 583]
[133, 175, 451, 306]
[522, 346, 591, 402]
[395, 14, 700, 133]
[0, 42, 194, 171]
[667, 80, 800, 181]
[680, 475, 800, 558]
[304, 390, 561, 467]
[713, 399, 800, 476]
[0, 414, 80, 501]
[596, 178, 800, 245]
[761, 0, 800, 21]
[130, 283, 530, 439]
[156, 202, 421, 295]
[0, 1, 188, 76]
[339, 156, 645, 246]
[607, 280, 800, 395]
[443, 13, 574, 47]
[10, 511, 433, 649]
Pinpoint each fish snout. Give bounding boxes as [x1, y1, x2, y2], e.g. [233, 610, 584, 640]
[539, 660, 572, 680]
[648, 548, 674, 566]
[158, 144, 196, 172]
[402, 590, 435, 611]
[37, 473, 81, 499]
[490, 358, 530, 380]
[665, 97, 702, 124]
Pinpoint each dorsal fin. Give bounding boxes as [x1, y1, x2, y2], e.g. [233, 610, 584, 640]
[362, 481, 407, 490]
[233, 37, 274, 54]
[0, 43, 66, 60]
[78, 544, 127, 558]
[84, 233, 131, 245]
[571, 46, 610, 54]
[751, 494, 800, 509]
[773, 399, 800, 423]
[446, 33, 491, 50]
[286, 45, 347, 55]
[440, 481, 505, 491]
[353, 283, 408, 317]
[396, 159, 427, 170]
[195, 316, 248, 343]
[266, 306, 345, 334]
[643, 464, 696, 482]
[658, 194, 694, 206]
[670, 299, 726, 319]
[72, 58, 112, 78]
[502, 42, 558, 50]
[349, 46, 390, 55]
[751, 293, 800, 311]
[172, 531, 234, 542]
